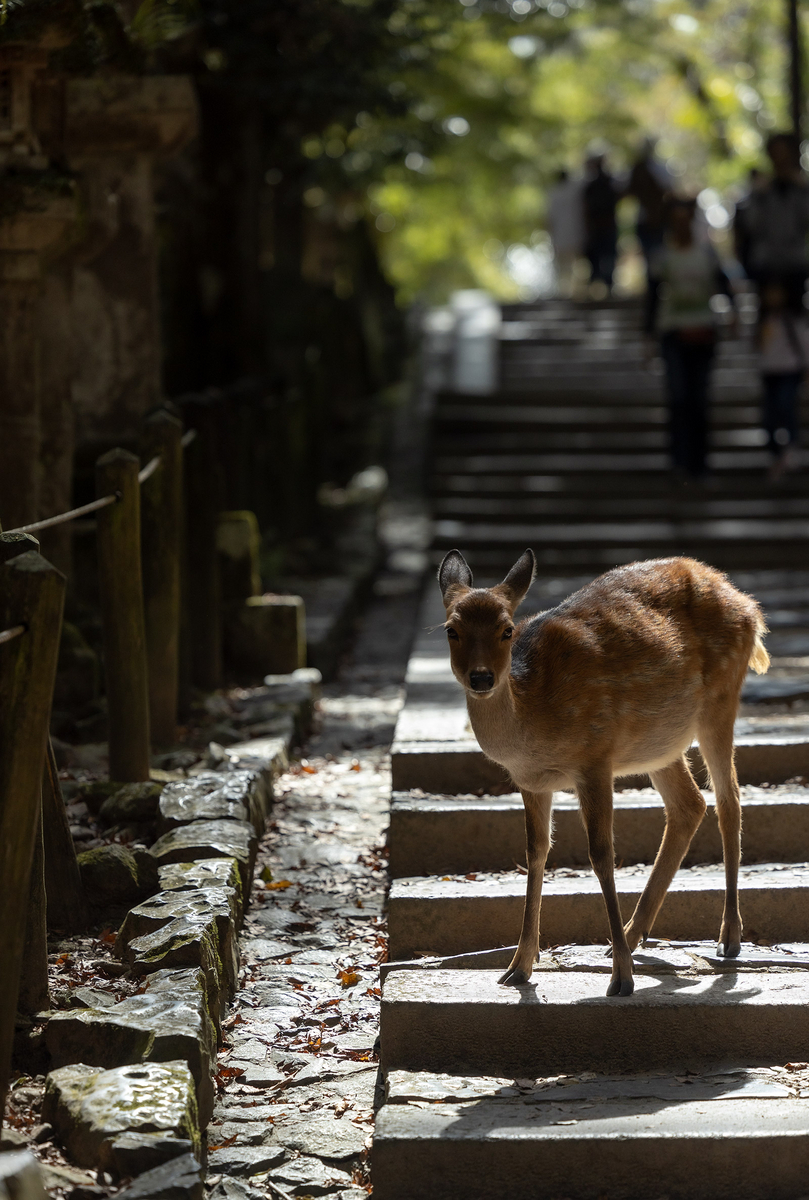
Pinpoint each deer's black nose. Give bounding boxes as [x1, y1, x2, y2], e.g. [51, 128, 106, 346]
[470, 670, 494, 692]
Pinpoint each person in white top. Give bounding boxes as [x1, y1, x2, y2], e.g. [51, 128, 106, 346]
[757, 278, 806, 476]
[547, 169, 584, 296]
[645, 197, 735, 481]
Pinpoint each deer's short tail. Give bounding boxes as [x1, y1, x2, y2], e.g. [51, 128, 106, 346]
[749, 613, 770, 676]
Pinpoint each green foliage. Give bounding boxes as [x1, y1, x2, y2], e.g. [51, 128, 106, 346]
[353, 0, 801, 302]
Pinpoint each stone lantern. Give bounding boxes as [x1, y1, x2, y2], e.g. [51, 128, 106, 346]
[0, 43, 50, 171]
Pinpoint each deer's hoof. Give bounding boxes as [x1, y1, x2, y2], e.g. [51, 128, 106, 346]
[716, 939, 741, 958]
[606, 975, 634, 997]
[498, 966, 529, 987]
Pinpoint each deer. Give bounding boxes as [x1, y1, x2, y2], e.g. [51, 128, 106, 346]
[438, 549, 769, 997]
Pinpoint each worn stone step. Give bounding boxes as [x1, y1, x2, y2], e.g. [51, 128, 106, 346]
[433, 517, 809, 547]
[435, 403, 768, 428]
[432, 495, 809, 521]
[432, 450, 777, 474]
[379, 965, 809, 1077]
[388, 785, 809, 878]
[435, 432, 781, 458]
[372, 1066, 809, 1200]
[432, 472, 809, 498]
[387, 863, 809, 959]
[426, 544, 809, 575]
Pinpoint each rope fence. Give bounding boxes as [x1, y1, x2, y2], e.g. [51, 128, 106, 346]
[4, 428, 197, 539]
[137, 455, 160, 485]
[0, 404, 217, 1116]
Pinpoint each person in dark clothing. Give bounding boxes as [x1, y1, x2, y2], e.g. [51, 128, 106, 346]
[646, 198, 735, 481]
[583, 155, 619, 290]
[626, 138, 673, 277]
[736, 133, 809, 308]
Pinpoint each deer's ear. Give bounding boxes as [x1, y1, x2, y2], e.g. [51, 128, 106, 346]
[495, 548, 535, 610]
[438, 550, 473, 602]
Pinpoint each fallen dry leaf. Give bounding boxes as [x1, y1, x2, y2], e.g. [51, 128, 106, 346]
[209, 1135, 238, 1150]
[266, 880, 294, 890]
[338, 969, 360, 988]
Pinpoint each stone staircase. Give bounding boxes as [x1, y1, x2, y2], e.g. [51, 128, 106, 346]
[372, 300, 809, 1199]
[431, 298, 809, 575]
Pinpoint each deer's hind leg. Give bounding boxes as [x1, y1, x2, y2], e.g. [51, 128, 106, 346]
[698, 700, 743, 957]
[499, 789, 553, 987]
[623, 755, 707, 952]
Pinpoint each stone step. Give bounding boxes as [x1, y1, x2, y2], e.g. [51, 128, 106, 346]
[435, 402, 771, 428]
[432, 450, 777, 474]
[372, 1066, 809, 1200]
[432, 472, 809, 500]
[432, 495, 809, 521]
[426, 544, 809, 574]
[388, 785, 809, 877]
[378, 962, 809, 1077]
[387, 863, 809, 959]
[433, 517, 809, 548]
[434, 431, 780, 456]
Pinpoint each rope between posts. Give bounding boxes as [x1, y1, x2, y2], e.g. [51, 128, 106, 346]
[3, 427, 197, 537]
[137, 455, 160, 485]
[6, 492, 120, 536]
[0, 624, 25, 646]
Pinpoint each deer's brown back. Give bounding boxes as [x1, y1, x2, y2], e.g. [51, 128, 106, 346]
[501, 557, 761, 780]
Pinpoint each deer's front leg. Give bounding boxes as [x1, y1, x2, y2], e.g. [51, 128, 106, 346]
[578, 771, 634, 997]
[499, 789, 553, 987]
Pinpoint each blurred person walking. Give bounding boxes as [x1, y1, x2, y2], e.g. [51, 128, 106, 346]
[737, 132, 809, 307]
[733, 167, 765, 278]
[646, 197, 735, 482]
[757, 278, 806, 477]
[547, 169, 584, 296]
[626, 137, 673, 276]
[583, 153, 619, 293]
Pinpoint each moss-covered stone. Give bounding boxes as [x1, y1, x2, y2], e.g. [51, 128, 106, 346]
[77, 844, 140, 905]
[42, 1060, 200, 1174]
[99, 782, 163, 826]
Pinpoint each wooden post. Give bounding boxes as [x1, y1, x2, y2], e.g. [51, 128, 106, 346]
[0, 551, 65, 1122]
[96, 449, 151, 781]
[141, 410, 183, 747]
[18, 809, 49, 1016]
[0, 533, 87, 934]
[42, 740, 87, 934]
[183, 400, 223, 690]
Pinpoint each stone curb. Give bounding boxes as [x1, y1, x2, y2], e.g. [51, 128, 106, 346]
[35, 670, 319, 1198]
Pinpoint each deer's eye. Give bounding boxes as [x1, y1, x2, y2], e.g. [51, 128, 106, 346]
[502, 627, 514, 641]
[446, 628, 459, 641]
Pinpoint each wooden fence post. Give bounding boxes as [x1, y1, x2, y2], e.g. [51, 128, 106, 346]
[183, 400, 223, 690]
[0, 551, 65, 1121]
[141, 410, 183, 747]
[0, 533, 87, 936]
[18, 811, 49, 1016]
[96, 449, 150, 781]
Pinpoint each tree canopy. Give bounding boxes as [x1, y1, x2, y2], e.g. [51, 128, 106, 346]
[4, 0, 801, 302]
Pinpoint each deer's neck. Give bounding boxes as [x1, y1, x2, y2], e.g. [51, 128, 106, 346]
[466, 677, 519, 757]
